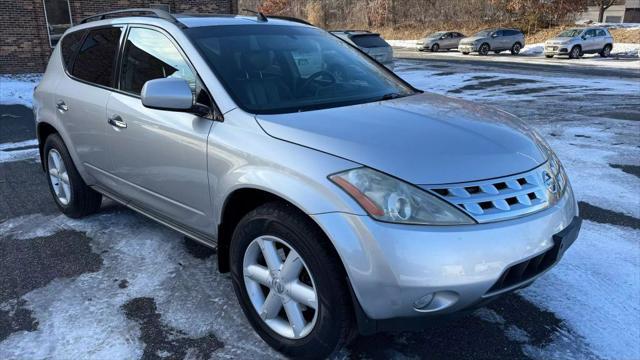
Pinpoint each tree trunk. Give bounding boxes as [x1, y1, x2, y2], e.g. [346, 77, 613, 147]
[598, 6, 605, 22]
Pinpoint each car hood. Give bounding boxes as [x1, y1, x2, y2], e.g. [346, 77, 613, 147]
[255, 92, 547, 185]
[547, 36, 577, 43]
[460, 36, 486, 44]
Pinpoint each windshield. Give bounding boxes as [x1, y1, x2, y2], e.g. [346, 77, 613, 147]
[472, 30, 493, 37]
[426, 31, 446, 38]
[186, 25, 414, 114]
[558, 29, 583, 37]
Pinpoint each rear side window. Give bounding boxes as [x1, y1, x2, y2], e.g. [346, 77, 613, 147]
[71, 27, 122, 87]
[60, 30, 85, 70]
[351, 34, 389, 48]
[119, 27, 196, 95]
[596, 29, 607, 37]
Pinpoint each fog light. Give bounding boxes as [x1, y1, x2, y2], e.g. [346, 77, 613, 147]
[413, 293, 435, 310]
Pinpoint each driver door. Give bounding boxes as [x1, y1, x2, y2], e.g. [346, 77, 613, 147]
[105, 26, 214, 233]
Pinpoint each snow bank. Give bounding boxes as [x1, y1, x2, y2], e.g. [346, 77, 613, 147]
[387, 39, 418, 48]
[0, 74, 41, 108]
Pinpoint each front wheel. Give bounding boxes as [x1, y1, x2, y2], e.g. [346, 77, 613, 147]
[478, 43, 490, 56]
[230, 202, 353, 358]
[569, 46, 581, 59]
[44, 134, 102, 218]
[510, 43, 521, 55]
[600, 44, 612, 57]
[431, 43, 439, 52]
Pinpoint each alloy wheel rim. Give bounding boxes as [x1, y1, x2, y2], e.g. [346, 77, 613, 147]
[47, 149, 71, 205]
[243, 235, 318, 339]
[514, 44, 520, 53]
[481, 44, 488, 54]
[604, 47, 610, 56]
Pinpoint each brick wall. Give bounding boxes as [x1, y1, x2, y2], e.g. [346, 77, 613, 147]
[0, 0, 234, 74]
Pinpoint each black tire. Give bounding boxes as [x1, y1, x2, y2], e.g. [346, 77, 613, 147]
[230, 202, 353, 358]
[462, 52, 470, 55]
[600, 44, 612, 57]
[431, 43, 439, 52]
[545, 55, 554, 58]
[510, 42, 522, 55]
[569, 45, 581, 59]
[478, 43, 490, 56]
[44, 134, 102, 218]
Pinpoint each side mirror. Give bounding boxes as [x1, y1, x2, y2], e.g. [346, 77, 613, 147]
[141, 78, 193, 111]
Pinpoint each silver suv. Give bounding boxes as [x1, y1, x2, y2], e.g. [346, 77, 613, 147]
[459, 28, 525, 55]
[330, 30, 394, 68]
[544, 27, 614, 59]
[416, 31, 466, 52]
[34, 9, 580, 358]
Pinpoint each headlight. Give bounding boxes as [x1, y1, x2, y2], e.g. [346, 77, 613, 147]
[330, 168, 475, 225]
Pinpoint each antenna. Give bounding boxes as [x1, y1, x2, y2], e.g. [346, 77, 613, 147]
[242, 8, 268, 22]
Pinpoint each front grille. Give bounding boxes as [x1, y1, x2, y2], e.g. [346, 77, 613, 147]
[425, 163, 564, 223]
[487, 236, 561, 294]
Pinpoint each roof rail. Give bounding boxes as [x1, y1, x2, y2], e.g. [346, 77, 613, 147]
[79, 8, 177, 24]
[268, 15, 312, 26]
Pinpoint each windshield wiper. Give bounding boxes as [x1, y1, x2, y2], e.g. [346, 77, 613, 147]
[380, 92, 405, 101]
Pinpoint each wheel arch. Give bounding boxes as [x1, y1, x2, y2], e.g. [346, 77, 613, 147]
[216, 187, 349, 276]
[36, 121, 60, 171]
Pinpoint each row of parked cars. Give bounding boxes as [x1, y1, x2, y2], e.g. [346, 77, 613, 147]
[416, 27, 615, 59]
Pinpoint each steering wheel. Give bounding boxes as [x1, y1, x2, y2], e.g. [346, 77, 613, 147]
[300, 71, 336, 93]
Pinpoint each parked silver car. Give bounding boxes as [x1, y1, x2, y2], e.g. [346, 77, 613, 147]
[416, 31, 466, 52]
[544, 27, 613, 59]
[330, 30, 394, 68]
[34, 9, 580, 359]
[459, 28, 525, 55]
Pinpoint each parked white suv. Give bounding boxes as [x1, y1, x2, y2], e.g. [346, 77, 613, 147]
[34, 9, 581, 358]
[544, 27, 613, 59]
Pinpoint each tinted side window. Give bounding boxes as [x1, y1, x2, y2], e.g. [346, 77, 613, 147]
[584, 29, 596, 38]
[494, 30, 503, 37]
[72, 27, 122, 87]
[351, 34, 389, 48]
[596, 29, 607, 37]
[120, 27, 196, 95]
[60, 30, 86, 70]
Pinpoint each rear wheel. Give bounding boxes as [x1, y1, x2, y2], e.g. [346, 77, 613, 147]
[431, 43, 439, 52]
[569, 45, 581, 59]
[230, 202, 353, 358]
[510, 43, 521, 55]
[44, 134, 102, 218]
[478, 43, 490, 56]
[600, 44, 612, 57]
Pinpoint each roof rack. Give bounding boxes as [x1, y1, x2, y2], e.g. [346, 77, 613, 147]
[79, 8, 177, 24]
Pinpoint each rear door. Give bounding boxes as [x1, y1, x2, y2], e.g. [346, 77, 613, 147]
[56, 26, 124, 185]
[105, 25, 214, 233]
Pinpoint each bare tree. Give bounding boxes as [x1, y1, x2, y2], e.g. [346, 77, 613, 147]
[594, 0, 616, 22]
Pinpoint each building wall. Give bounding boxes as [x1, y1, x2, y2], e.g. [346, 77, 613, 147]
[0, 0, 234, 74]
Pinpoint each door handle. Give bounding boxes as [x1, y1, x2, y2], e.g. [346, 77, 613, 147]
[56, 100, 68, 112]
[108, 114, 127, 129]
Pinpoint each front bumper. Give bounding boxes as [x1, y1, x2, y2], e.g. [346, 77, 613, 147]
[312, 186, 579, 332]
[458, 44, 477, 52]
[544, 44, 570, 55]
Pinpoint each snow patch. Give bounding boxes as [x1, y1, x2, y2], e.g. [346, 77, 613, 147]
[0, 139, 39, 163]
[0, 74, 41, 108]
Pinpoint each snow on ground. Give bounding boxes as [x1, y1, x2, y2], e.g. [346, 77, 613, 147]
[0, 139, 39, 163]
[0, 74, 41, 107]
[0, 212, 281, 359]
